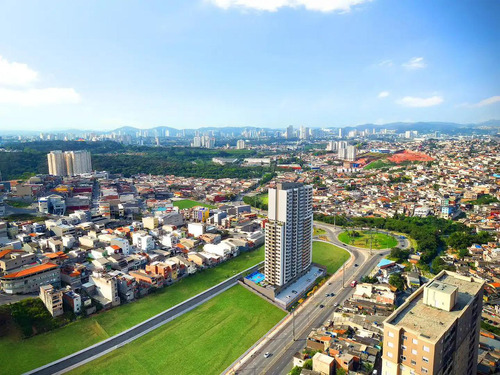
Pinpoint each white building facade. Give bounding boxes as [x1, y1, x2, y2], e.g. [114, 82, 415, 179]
[265, 183, 313, 288]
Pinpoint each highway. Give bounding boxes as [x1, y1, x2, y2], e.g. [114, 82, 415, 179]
[228, 223, 404, 375]
[25, 262, 264, 375]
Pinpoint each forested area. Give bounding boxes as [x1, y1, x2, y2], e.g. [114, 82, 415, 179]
[0, 141, 268, 180]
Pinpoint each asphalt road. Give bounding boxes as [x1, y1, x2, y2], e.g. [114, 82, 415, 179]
[230, 223, 402, 375]
[25, 262, 263, 375]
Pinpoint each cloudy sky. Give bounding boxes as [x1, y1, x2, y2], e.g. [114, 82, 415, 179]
[0, 0, 499, 131]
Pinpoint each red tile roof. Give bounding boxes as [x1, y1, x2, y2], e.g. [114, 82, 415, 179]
[2, 263, 58, 279]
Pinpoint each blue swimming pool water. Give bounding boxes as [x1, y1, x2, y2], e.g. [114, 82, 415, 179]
[246, 271, 265, 284]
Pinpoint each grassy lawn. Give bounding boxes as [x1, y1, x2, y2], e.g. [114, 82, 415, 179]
[338, 230, 398, 250]
[172, 199, 215, 209]
[313, 227, 326, 236]
[244, 193, 268, 209]
[0, 247, 264, 375]
[4, 199, 32, 208]
[364, 159, 395, 170]
[70, 285, 286, 375]
[312, 241, 350, 274]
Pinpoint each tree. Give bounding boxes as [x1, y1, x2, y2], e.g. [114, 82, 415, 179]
[361, 275, 378, 284]
[289, 366, 302, 375]
[431, 257, 455, 274]
[458, 248, 469, 259]
[389, 273, 405, 291]
[303, 359, 313, 370]
[390, 247, 410, 262]
[336, 368, 347, 375]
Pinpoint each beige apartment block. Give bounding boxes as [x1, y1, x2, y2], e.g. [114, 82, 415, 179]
[382, 271, 484, 375]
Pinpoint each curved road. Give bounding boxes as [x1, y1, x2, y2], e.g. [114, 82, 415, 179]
[227, 223, 407, 375]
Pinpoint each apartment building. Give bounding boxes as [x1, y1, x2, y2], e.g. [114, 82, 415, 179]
[47, 150, 92, 177]
[39, 284, 63, 317]
[265, 182, 313, 288]
[382, 271, 484, 375]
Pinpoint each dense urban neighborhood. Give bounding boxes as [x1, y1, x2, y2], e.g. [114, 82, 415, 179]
[0, 125, 498, 375]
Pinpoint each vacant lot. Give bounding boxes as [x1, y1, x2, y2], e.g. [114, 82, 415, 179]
[70, 285, 286, 375]
[312, 241, 350, 274]
[172, 199, 215, 209]
[0, 246, 264, 375]
[338, 230, 397, 249]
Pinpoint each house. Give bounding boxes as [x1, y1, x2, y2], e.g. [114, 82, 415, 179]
[312, 352, 335, 375]
[0, 249, 36, 275]
[39, 284, 63, 317]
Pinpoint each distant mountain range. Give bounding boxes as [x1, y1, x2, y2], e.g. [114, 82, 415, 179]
[2, 120, 499, 136]
[109, 120, 500, 136]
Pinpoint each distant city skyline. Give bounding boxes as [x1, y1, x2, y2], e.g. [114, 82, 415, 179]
[0, 0, 499, 131]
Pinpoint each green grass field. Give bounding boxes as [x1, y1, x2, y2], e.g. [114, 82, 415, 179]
[312, 241, 350, 274]
[364, 159, 395, 170]
[338, 230, 398, 249]
[313, 227, 326, 236]
[172, 199, 216, 209]
[70, 241, 349, 375]
[0, 247, 264, 375]
[70, 285, 286, 375]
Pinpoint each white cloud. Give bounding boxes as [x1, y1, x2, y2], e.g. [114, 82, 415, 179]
[0, 55, 80, 106]
[209, 0, 371, 13]
[0, 56, 38, 86]
[474, 95, 500, 107]
[402, 57, 426, 70]
[377, 59, 393, 67]
[397, 95, 443, 108]
[378, 91, 389, 98]
[0, 88, 81, 106]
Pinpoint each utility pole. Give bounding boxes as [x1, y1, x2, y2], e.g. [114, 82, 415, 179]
[342, 262, 345, 287]
[369, 225, 373, 257]
[292, 309, 296, 341]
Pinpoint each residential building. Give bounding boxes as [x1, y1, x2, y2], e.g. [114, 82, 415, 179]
[0, 249, 36, 275]
[236, 139, 246, 149]
[47, 150, 66, 176]
[39, 284, 63, 317]
[47, 150, 92, 176]
[382, 271, 484, 375]
[265, 182, 313, 288]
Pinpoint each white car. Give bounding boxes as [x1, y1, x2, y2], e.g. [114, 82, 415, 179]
[264, 352, 271, 358]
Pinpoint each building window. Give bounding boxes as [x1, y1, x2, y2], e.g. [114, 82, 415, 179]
[411, 360, 416, 366]
[388, 342, 394, 348]
[401, 345, 407, 350]
[421, 368, 428, 373]
[400, 355, 406, 361]
[387, 352, 393, 358]
[412, 338, 418, 344]
[423, 357, 429, 363]
[423, 345, 430, 353]
[412, 349, 417, 355]
[402, 335, 408, 340]
[388, 332, 394, 338]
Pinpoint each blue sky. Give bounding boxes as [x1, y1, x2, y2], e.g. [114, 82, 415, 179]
[0, 0, 499, 131]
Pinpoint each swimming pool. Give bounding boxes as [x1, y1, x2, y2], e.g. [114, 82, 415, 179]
[246, 271, 265, 284]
